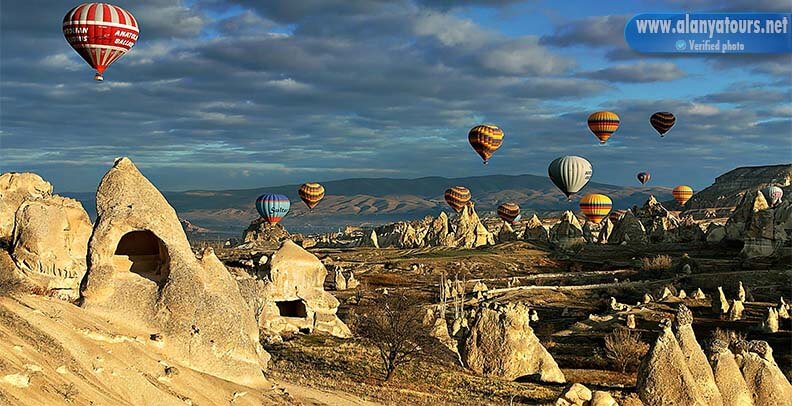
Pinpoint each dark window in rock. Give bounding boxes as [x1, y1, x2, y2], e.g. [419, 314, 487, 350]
[113, 230, 170, 284]
[276, 300, 307, 318]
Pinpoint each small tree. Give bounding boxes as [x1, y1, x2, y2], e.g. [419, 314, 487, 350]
[640, 255, 673, 271]
[604, 327, 649, 373]
[354, 293, 438, 381]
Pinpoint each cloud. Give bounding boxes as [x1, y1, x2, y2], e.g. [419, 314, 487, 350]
[579, 62, 686, 83]
[540, 15, 629, 48]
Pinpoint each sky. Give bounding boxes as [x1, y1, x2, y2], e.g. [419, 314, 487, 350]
[1, 0, 790, 193]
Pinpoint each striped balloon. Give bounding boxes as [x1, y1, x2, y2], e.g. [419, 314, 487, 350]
[587, 111, 620, 144]
[763, 185, 783, 207]
[579, 194, 612, 224]
[637, 172, 651, 185]
[650, 112, 676, 136]
[609, 209, 626, 223]
[468, 124, 504, 164]
[672, 185, 694, 206]
[497, 203, 521, 224]
[444, 186, 471, 213]
[256, 194, 290, 225]
[298, 183, 325, 209]
[548, 156, 593, 200]
[63, 3, 139, 81]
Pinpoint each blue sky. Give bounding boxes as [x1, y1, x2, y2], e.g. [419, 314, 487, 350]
[1, 0, 790, 192]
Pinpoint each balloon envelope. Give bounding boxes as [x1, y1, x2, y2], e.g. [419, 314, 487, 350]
[468, 124, 504, 164]
[497, 203, 521, 224]
[650, 112, 676, 136]
[299, 183, 325, 209]
[444, 186, 471, 213]
[548, 156, 593, 200]
[579, 194, 612, 224]
[672, 185, 694, 206]
[763, 185, 783, 206]
[637, 172, 651, 185]
[63, 3, 139, 80]
[587, 111, 620, 144]
[256, 194, 290, 224]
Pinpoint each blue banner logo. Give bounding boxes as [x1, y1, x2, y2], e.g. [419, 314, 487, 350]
[625, 13, 791, 54]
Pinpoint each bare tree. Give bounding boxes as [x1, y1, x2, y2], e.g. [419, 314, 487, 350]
[354, 293, 440, 381]
[604, 327, 649, 373]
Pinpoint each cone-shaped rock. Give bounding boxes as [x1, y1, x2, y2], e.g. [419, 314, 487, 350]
[637, 324, 708, 405]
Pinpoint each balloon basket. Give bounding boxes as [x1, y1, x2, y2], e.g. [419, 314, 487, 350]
[94, 73, 104, 82]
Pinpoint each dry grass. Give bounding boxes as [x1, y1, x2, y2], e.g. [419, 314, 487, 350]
[0, 277, 23, 297]
[604, 328, 649, 373]
[639, 255, 673, 271]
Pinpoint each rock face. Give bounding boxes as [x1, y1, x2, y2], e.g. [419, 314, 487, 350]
[523, 214, 549, 243]
[0, 172, 53, 243]
[10, 196, 92, 299]
[549, 211, 585, 250]
[242, 220, 291, 247]
[674, 216, 706, 242]
[609, 210, 648, 245]
[674, 305, 724, 406]
[709, 339, 753, 406]
[683, 164, 791, 210]
[596, 217, 614, 244]
[461, 303, 565, 383]
[637, 323, 709, 405]
[80, 158, 269, 387]
[726, 190, 792, 258]
[635, 196, 681, 243]
[255, 240, 351, 338]
[496, 222, 517, 242]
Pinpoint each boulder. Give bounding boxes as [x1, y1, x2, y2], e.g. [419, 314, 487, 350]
[0, 172, 53, 244]
[590, 391, 618, 406]
[79, 158, 269, 387]
[609, 211, 648, 245]
[461, 303, 565, 383]
[736, 341, 792, 405]
[242, 220, 291, 248]
[709, 339, 754, 406]
[557, 383, 592, 405]
[257, 240, 351, 338]
[10, 195, 92, 299]
[674, 305, 724, 406]
[636, 323, 708, 406]
[549, 211, 585, 250]
[523, 214, 549, 243]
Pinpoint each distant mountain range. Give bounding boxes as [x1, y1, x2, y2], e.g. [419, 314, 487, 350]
[66, 173, 671, 237]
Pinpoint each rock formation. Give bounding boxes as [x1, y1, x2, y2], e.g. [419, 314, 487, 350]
[706, 223, 727, 243]
[0, 172, 53, 244]
[722, 190, 792, 258]
[728, 300, 744, 321]
[461, 303, 565, 383]
[636, 322, 708, 405]
[80, 158, 269, 387]
[523, 214, 549, 243]
[549, 211, 585, 250]
[496, 222, 517, 242]
[708, 339, 754, 406]
[693, 288, 706, 300]
[596, 217, 614, 244]
[635, 195, 681, 243]
[683, 164, 791, 210]
[714, 287, 730, 316]
[738, 281, 747, 301]
[735, 340, 792, 405]
[242, 220, 291, 248]
[334, 267, 347, 291]
[609, 210, 648, 245]
[556, 383, 591, 406]
[762, 308, 779, 333]
[10, 195, 92, 299]
[726, 190, 770, 241]
[346, 271, 360, 289]
[365, 204, 493, 249]
[778, 298, 790, 319]
[590, 391, 618, 406]
[626, 314, 636, 329]
[674, 305, 724, 406]
[674, 216, 707, 242]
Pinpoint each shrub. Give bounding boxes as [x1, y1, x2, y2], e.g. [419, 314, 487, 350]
[0, 276, 23, 297]
[709, 328, 746, 348]
[639, 255, 673, 271]
[604, 327, 649, 373]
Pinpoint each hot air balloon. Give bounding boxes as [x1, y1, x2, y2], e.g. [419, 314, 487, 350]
[63, 3, 139, 81]
[444, 186, 471, 213]
[672, 185, 694, 206]
[468, 124, 504, 164]
[587, 111, 620, 144]
[609, 209, 626, 223]
[763, 185, 783, 207]
[256, 194, 290, 225]
[579, 194, 612, 224]
[637, 172, 651, 185]
[548, 156, 593, 200]
[650, 112, 675, 136]
[497, 203, 521, 224]
[298, 183, 325, 210]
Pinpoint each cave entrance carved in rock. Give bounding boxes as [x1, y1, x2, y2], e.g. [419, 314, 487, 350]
[113, 230, 170, 284]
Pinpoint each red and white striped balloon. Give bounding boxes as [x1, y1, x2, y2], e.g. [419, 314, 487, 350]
[63, 3, 139, 81]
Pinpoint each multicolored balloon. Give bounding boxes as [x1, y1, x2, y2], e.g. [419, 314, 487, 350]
[298, 183, 325, 210]
[497, 203, 521, 224]
[63, 3, 139, 81]
[548, 156, 593, 200]
[763, 185, 783, 207]
[579, 194, 612, 224]
[256, 194, 290, 225]
[650, 112, 676, 136]
[444, 186, 471, 213]
[468, 124, 504, 164]
[587, 111, 620, 144]
[672, 185, 694, 206]
[637, 172, 651, 185]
